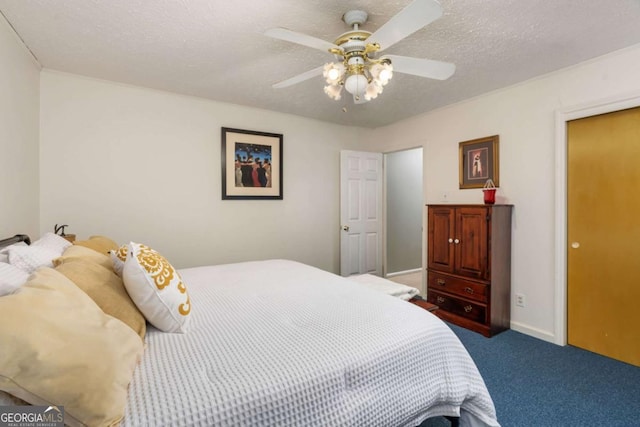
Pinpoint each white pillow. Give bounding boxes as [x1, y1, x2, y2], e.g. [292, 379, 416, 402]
[7, 233, 72, 274]
[0, 242, 27, 263]
[32, 232, 72, 254]
[122, 242, 191, 333]
[109, 245, 128, 277]
[7, 246, 60, 274]
[0, 262, 30, 296]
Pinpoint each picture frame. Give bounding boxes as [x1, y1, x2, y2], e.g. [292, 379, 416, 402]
[459, 135, 499, 189]
[221, 127, 283, 199]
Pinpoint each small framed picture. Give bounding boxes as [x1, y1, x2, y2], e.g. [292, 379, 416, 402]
[221, 127, 283, 199]
[459, 135, 499, 189]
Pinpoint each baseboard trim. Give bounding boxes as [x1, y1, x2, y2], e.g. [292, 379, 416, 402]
[386, 268, 421, 278]
[510, 321, 558, 345]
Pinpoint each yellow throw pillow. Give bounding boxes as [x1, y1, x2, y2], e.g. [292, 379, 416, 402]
[55, 259, 146, 340]
[123, 242, 191, 333]
[52, 245, 113, 271]
[73, 235, 119, 255]
[0, 268, 143, 427]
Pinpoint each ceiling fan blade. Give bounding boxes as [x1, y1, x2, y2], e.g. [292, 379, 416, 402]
[272, 65, 324, 89]
[264, 28, 340, 53]
[369, 0, 443, 52]
[385, 55, 455, 80]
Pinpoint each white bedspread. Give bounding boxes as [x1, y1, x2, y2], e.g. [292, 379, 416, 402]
[347, 273, 419, 301]
[122, 260, 499, 427]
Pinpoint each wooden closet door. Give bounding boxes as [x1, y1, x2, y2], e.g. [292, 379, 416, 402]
[454, 207, 488, 279]
[427, 206, 455, 274]
[567, 107, 640, 367]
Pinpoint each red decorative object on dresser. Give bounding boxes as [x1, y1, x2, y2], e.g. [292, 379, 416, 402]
[427, 204, 513, 337]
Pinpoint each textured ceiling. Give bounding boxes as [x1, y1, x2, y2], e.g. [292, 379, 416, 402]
[2, 0, 640, 128]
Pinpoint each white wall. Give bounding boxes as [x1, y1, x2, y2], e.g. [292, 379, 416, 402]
[385, 148, 423, 274]
[40, 71, 371, 272]
[15, 8, 640, 343]
[368, 43, 640, 342]
[0, 15, 41, 239]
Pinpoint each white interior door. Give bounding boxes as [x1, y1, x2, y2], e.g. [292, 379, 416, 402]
[340, 150, 383, 277]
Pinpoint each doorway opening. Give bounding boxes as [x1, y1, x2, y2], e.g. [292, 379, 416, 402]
[384, 147, 423, 291]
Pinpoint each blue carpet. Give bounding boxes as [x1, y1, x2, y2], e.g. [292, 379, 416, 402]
[433, 324, 640, 427]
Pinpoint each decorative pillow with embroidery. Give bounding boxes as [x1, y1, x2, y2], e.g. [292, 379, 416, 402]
[109, 245, 128, 277]
[122, 242, 191, 333]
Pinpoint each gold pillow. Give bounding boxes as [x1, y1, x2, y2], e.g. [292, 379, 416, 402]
[52, 245, 113, 271]
[74, 235, 119, 255]
[0, 268, 143, 427]
[55, 259, 146, 340]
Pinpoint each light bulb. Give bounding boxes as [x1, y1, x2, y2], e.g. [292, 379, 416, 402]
[344, 74, 367, 96]
[370, 62, 393, 86]
[323, 62, 345, 85]
[378, 68, 392, 84]
[324, 84, 342, 101]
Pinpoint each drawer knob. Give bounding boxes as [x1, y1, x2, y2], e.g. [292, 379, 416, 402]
[464, 305, 473, 313]
[436, 279, 446, 286]
[464, 287, 474, 294]
[436, 296, 445, 304]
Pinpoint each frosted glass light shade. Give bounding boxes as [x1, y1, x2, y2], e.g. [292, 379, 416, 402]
[370, 62, 393, 86]
[327, 68, 341, 81]
[378, 68, 392, 84]
[324, 84, 342, 100]
[344, 74, 367, 96]
[364, 81, 382, 101]
[323, 62, 345, 85]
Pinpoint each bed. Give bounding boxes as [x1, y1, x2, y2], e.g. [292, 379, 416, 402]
[0, 234, 500, 427]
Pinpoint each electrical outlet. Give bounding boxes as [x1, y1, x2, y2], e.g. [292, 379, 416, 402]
[515, 293, 526, 307]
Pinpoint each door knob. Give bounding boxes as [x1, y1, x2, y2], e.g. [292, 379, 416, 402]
[454, 239, 460, 244]
[448, 238, 453, 243]
[571, 242, 580, 249]
[342, 225, 350, 232]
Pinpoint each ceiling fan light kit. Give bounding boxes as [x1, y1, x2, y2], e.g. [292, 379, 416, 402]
[265, 0, 455, 105]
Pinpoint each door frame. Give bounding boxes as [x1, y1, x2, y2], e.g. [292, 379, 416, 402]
[554, 90, 640, 346]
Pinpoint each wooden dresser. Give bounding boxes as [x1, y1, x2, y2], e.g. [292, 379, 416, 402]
[426, 204, 512, 337]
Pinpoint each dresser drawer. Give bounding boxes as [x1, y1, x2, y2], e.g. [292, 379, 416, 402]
[427, 290, 487, 324]
[428, 271, 488, 302]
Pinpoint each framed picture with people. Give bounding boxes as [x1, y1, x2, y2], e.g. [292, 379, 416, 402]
[459, 135, 499, 189]
[221, 127, 283, 199]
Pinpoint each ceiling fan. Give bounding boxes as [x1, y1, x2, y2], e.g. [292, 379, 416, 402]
[264, 0, 455, 104]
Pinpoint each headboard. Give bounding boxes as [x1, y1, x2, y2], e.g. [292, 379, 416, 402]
[0, 234, 31, 248]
